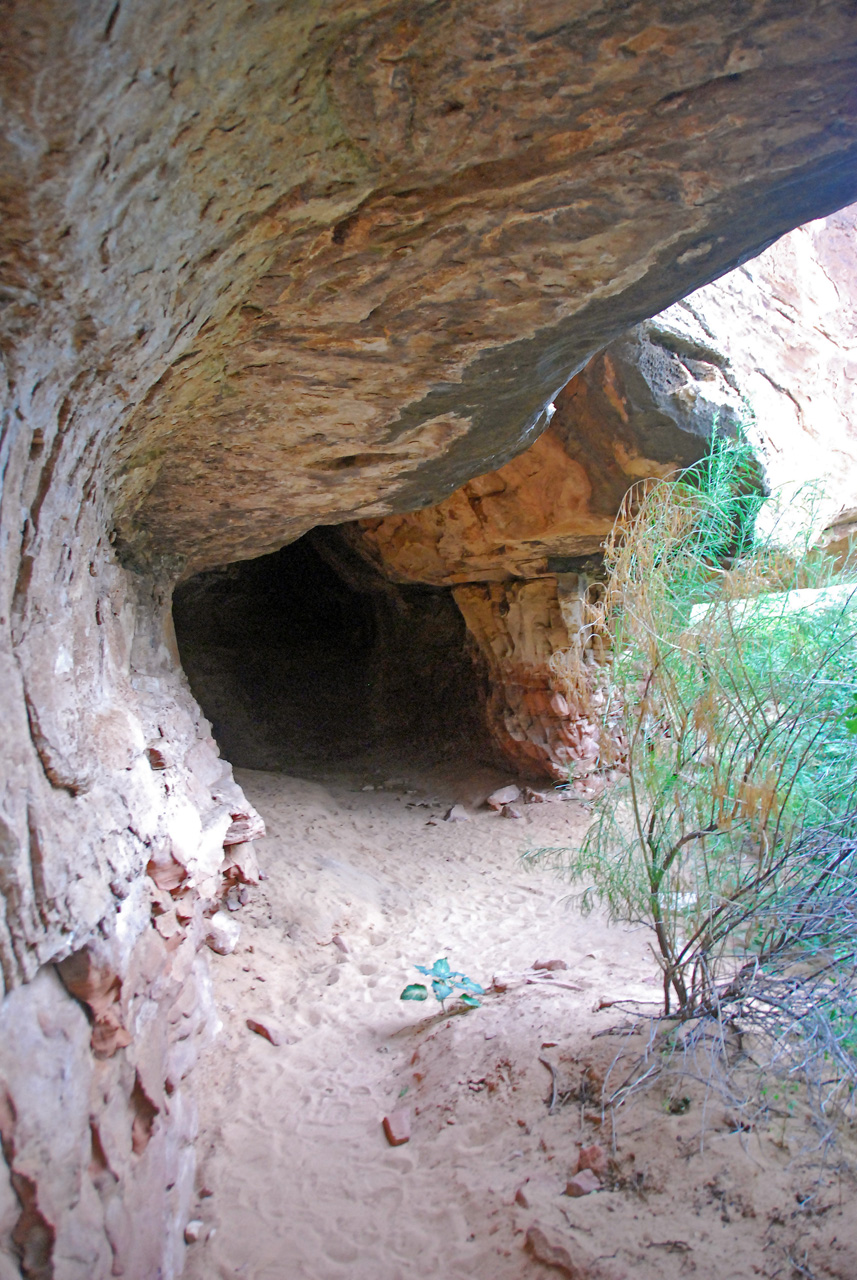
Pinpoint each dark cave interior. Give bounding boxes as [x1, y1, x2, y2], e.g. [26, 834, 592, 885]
[172, 529, 496, 779]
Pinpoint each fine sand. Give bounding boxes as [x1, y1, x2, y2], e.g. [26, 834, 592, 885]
[184, 761, 857, 1280]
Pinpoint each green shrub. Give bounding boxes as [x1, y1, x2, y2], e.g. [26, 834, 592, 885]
[528, 439, 857, 1025]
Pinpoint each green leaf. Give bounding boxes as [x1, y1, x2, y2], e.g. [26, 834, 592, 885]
[400, 984, 428, 1001]
[431, 979, 453, 1001]
[431, 958, 452, 978]
[460, 995, 481, 1008]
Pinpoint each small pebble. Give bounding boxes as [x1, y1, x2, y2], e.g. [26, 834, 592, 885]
[576, 1143, 609, 1179]
[246, 1016, 286, 1047]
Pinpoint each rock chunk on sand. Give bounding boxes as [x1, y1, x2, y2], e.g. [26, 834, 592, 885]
[444, 804, 469, 822]
[246, 1016, 287, 1047]
[526, 1222, 625, 1278]
[206, 910, 240, 955]
[382, 1108, 411, 1146]
[565, 1168, 602, 1197]
[486, 784, 521, 810]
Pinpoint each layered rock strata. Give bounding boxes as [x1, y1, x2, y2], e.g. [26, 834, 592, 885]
[3, 2, 857, 1274]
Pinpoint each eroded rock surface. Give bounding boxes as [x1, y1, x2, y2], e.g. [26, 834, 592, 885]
[73, 0, 857, 573]
[2, 3, 857, 1275]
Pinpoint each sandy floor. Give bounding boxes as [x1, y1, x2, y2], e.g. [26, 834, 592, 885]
[184, 763, 857, 1280]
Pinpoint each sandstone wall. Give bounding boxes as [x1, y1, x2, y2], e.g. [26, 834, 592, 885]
[452, 576, 600, 782]
[3, 2, 857, 1274]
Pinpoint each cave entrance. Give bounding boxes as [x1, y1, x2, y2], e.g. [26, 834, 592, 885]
[172, 529, 494, 779]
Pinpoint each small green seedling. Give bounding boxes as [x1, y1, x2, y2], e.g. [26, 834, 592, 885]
[400, 958, 485, 1009]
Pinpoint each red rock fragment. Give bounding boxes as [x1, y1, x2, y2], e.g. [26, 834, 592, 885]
[130, 1072, 159, 1155]
[550, 692, 570, 717]
[146, 850, 187, 892]
[56, 948, 132, 1059]
[206, 911, 240, 955]
[144, 743, 170, 770]
[221, 841, 260, 884]
[382, 1108, 411, 1146]
[565, 1168, 602, 1197]
[153, 909, 184, 944]
[223, 810, 266, 845]
[444, 804, 469, 821]
[576, 1143, 608, 1179]
[246, 1016, 286, 1047]
[525, 1222, 625, 1279]
[533, 959, 569, 972]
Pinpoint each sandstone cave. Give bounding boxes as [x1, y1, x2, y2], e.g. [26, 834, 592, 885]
[172, 530, 494, 777]
[3, 5, 857, 1280]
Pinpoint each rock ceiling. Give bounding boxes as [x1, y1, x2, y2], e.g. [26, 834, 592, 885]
[6, 3, 857, 573]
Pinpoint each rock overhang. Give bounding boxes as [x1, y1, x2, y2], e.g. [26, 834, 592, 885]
[16, 0, 847, 574]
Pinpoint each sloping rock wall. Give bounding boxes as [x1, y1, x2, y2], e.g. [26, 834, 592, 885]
[2, 2, 857, 1274]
